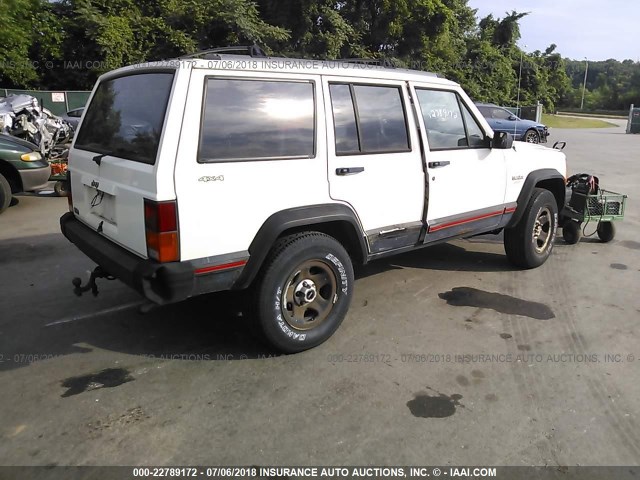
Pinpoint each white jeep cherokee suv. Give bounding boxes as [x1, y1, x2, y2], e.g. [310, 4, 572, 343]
[60, 50, 566, 352]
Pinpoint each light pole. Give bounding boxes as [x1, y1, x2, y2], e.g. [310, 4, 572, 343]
[516, 46, 527, 136]
[516, 46, 527, 110]
[580, 57, 589, 110]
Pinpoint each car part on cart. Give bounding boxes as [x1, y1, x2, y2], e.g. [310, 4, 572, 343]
[560, 173, 627, 244]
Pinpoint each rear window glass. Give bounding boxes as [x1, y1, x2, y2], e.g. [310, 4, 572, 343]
[199, 78, 315, 162]
[329, 83, 410, 155]
[75, 72, 174, 165]
[352, 85, 409, 153]
[329, 84, 359, 154]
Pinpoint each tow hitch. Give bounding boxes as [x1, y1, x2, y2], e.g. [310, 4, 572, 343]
[72, 266, 115, 297]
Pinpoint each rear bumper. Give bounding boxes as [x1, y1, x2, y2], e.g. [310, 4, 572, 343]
[60, 212, 247, 304]
[19, 165, 51, 191]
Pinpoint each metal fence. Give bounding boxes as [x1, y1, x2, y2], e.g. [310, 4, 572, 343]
[627, 104, 640, 134]
[1, 88, 91, 116]
[504, 103, 543, 123]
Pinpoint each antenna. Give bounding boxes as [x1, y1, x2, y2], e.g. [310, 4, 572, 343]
[515, 45, 528, 137]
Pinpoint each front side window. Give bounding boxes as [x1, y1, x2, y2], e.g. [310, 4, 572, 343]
[329, 83, 410, 155]
[199, 78, 315, 162]
[75, 72, 175, 165]
[462, 104, 489, 147]
[416, 89, 467, 150]
[416, 89, 488, 150]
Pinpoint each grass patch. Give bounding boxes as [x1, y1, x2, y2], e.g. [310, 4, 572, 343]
[542, 114, 618, 129]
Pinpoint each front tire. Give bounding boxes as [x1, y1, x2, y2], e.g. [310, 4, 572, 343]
[0, 173, 12, 214]
[524, 129, 540, 144]
[504, 188, 558, 268]
[253, 232, 354, 353]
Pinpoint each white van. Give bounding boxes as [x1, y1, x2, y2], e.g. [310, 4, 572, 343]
[61, 48, 567, 352]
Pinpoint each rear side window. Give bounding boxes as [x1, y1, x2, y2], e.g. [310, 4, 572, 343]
[329, 83, 410, 155]
[477, 106, 491, 117]
[75, 72, 174, 165]
[329, 84, 359, 154]
[493, 108, 513, 120]
[199, 78, 315, 162]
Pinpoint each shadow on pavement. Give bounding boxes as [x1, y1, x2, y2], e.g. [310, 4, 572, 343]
[0, 232, 558, 372]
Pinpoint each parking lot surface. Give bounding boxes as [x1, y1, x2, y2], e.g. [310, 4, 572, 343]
[1, 120, 639, 467]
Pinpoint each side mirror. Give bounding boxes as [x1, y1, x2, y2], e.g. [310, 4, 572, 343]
[492, 131, 514, 149]
[508, 115, 517, 121]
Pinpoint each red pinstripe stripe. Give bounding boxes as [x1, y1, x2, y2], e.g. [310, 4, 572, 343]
[430, 206, 515, 233]
[195, 260, 247, 275]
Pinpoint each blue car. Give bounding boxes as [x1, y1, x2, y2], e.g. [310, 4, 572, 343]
[476, 103, 549, 144]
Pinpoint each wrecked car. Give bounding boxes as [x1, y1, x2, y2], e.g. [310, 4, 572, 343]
[0, 94, 72, 156]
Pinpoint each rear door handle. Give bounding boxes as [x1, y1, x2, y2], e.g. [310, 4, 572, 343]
[427, 161, 450, 168]
[336, 167, 365, 176]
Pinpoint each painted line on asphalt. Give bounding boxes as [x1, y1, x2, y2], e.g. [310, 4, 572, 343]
[45, 300, 145, 327]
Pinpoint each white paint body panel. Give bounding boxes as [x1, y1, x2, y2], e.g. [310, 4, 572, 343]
[410, 83, 507, 223]
[322, 76, 425, 232]
[174, 70, 333, 260]
[68, 66, 191, 257]
[505, 142, 567, 204]
[68, 57, 567, 265]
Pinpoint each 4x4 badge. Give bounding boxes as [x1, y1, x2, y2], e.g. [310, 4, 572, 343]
[198, 175, 224, 183]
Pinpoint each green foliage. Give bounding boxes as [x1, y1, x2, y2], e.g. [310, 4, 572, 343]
[0, 0, 43, 86]
[563, 58, 640, 111]
[1, 0, 637, 113]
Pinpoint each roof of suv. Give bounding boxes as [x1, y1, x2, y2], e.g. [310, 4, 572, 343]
[111, 54, 460, 88]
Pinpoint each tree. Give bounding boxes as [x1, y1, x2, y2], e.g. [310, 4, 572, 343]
[0, 0, 61, 88]
[46, 0, 290, 89]
[3, 0, 633, 112]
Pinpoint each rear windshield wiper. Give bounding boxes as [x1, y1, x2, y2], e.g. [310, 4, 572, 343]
[92, 148, 129, 166]
[92, 152, 111, 166]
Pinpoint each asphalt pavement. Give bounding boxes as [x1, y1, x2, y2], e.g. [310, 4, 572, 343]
[0, 120, 639, 467]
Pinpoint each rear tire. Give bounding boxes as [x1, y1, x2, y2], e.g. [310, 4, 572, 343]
[562, 221, 581, 245]
[597, 221, 615, 242]
[252, 232, 354, 353]
[524, 129, 540, 144]
[504, 188, 558, 268]
[0, 173, 12, 214]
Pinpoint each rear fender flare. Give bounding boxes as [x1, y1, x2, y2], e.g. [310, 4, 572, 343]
[233, 204, 368, 290]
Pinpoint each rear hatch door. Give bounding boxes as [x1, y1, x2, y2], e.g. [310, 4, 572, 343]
[69, 68, 181, 257]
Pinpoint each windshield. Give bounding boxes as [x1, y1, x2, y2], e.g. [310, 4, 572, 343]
[75, 72, 174, 165]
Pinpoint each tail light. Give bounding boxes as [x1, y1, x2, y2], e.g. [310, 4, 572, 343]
[144, 199, 179, 263]
[67, 170, 73, 212]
